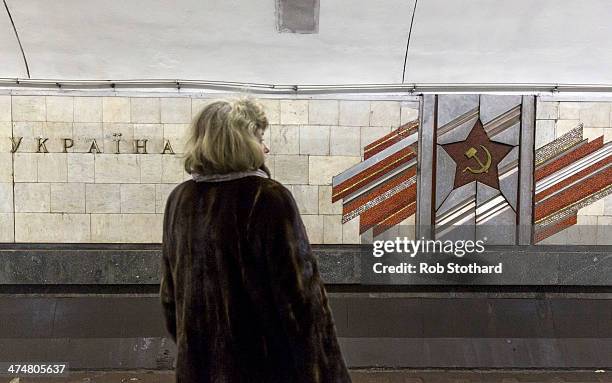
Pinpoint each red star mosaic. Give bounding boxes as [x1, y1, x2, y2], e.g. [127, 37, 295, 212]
[441, 119, 514, 190]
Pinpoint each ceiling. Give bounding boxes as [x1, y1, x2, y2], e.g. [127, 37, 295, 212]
[1, 0, 612, 85]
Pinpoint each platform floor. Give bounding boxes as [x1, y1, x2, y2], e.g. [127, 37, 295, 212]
[3, 369, 611, 383]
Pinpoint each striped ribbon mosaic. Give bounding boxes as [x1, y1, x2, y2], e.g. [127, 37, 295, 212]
[534, 124, 612, 242]
[331, 120, 418, 237]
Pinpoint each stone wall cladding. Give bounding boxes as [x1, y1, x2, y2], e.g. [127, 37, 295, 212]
[4, 95, 610, 245]
[0, 95, 13, 242]
[2, 94, 419, 244]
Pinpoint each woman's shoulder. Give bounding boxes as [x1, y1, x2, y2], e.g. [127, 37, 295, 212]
[250, 177, 296, 209]
[166, 179, 196, 200]
[255, 176, 290, 193]
[163, 176, 297, 212]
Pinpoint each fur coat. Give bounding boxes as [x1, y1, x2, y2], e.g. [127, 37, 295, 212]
[160, 173, 351, 383]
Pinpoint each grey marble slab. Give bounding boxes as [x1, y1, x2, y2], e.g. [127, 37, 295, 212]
[435, 147, 457, 210]
[479, 95, 522, 125]
[438, 94, 479, 128]
[0, 244, 611, 286]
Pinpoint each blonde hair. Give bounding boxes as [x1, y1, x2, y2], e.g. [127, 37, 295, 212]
[184, 97, 268, 174]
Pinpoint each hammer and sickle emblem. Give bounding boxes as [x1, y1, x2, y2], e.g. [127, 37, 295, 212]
[463, 145, 492, 174]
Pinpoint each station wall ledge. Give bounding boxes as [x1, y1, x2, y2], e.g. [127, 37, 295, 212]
[0, 244, 610, 286]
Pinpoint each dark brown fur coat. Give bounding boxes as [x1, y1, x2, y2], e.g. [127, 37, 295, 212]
[160, 175, 351, 383]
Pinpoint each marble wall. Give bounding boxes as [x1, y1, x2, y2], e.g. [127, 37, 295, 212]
[3, 94, 609, 245]
[0, 93, 418, 244]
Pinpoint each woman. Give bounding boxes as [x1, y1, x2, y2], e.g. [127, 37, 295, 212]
[160, 98, 351, 383]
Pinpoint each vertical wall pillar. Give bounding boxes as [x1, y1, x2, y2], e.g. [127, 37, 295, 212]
[416, 95, 435, 239]
[518, 96, 535, 244]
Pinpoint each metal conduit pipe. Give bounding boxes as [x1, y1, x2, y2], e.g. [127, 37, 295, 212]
[3, 78, 612, 96]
